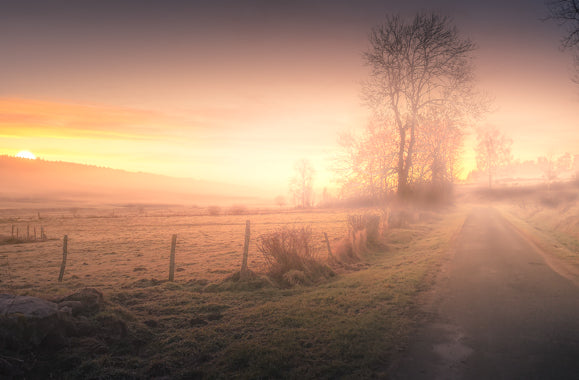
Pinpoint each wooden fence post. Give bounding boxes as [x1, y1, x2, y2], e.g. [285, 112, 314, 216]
[169, 234, 177, 281]
[240, 220, 250, 278]
[323, 232, 334, 261]
[58, 235, 68, 282]
[41, 226, 45, 240]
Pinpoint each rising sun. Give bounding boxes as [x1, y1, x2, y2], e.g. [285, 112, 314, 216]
[15, 150, 37, 160]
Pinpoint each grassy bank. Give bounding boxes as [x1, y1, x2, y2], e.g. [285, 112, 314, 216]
[9, 209, 466, 379]
[496, 184, 579, 269]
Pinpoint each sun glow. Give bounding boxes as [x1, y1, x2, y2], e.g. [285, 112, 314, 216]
[15, 150, 37, 160]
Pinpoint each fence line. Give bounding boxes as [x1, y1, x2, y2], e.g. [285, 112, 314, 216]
[1, 213, 373, 285]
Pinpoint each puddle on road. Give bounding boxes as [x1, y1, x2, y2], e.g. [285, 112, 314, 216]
[393, 322, 474, 380]
[433, 323, 474, 368]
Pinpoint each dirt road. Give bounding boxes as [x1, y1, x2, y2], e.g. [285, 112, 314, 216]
[393, 207, 579, 379]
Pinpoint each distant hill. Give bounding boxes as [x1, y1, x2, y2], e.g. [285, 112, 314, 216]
[0, 155, 262, 207]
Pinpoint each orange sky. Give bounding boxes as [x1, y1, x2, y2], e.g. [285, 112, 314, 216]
[1, 0, 577, 197]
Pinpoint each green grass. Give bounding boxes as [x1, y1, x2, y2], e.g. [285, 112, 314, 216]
[9, 209, 465, 379]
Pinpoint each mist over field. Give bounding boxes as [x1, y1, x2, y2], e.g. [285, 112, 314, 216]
[0, 155, 264, 208]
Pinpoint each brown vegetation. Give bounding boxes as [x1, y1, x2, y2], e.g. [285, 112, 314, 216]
[227, 204, 248, 215]
[332, 213, 386, 264]
[257, 226, 334, 287]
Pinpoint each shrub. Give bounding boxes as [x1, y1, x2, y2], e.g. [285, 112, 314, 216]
[228, 204, 248, 215]
[257, 226, 334, 287]
[333, 236, 360, 263]
[207, 206, 221, 216]
[331, 213, 386, 264]
[363, 214, 380, 243]
[348, 213, 381, 244]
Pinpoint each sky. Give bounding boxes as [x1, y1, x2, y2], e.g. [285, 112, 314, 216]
[0, 0, 577, 197]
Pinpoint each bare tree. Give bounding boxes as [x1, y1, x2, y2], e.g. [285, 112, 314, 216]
[557, 152, 573, 172]
[538, 155, 558, 187]
[474, 126, 513, 188]
[290, 159, 315, 208]
[546, 0, 579, 82]
[363, 13, 477, 195]
[274, 195, 287, 208]
[538, 152, 573, 188]
[547, 0, 579, 48]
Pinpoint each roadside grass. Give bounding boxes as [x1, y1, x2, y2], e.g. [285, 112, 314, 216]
[498, 193, 579, 267]
[16, 208, 465, 379]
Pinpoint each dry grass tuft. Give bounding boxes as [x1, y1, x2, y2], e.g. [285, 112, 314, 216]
[334, 213, 384, 263]
[333, 236, 360, 263]
[257, 226, 334, 287]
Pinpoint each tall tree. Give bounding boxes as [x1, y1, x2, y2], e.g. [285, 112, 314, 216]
[474, 126, 513, 188]
[290, 159, 315, 208]
[363, 13, 477, 195]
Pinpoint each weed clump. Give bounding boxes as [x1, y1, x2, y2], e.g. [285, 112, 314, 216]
[333, 213, 385, 263]
[348, 214, 381, 243]
[257, 226, 334, 287]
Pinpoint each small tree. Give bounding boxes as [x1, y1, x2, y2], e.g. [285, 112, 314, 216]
[539, 152, 573, 188]
[557, 152, 573, 174]
[474, 126, 513, 188]
[290, 159, 315, 208]
[274, 195, 287, 208]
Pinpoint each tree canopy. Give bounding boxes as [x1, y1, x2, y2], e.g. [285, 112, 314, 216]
[339, 13, 481, 201]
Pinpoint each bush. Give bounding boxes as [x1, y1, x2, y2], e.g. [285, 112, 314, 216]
[207, 206, 221, 216]
[331, 213, 385, 263]
[257, 226, 334, 287]
[334, 235, 362, 263]
[228, 204, 248, 215]
[348, 213, 381, 242]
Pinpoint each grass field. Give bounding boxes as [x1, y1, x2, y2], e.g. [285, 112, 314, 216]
[0, 205, 466, 378]
[0, 208, 355, 295]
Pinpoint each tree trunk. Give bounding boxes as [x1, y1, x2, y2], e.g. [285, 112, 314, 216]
[397, 120, 416, 197]
[397, 127, 407, 195]
[403, 120, 417, 194]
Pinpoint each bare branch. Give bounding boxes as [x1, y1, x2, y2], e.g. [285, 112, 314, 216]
[362, 13, 479, 196]
[546, 0, 579, 48]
